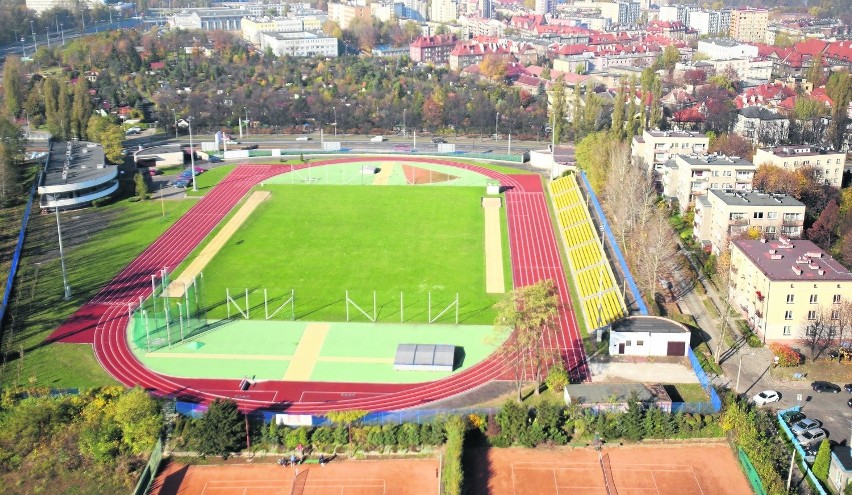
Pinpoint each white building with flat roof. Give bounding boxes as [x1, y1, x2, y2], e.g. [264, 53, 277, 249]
[694, 189, 805, 254]
[753, 145, 849, 188]
[631, 129, 709, 187]
[259, 31, 339, 57]
[697, 38, 758, 60]
[662, 153, 756, 211]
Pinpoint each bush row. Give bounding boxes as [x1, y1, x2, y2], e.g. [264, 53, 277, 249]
[484, 398, 723, 448]
[442, 416, 466, 495]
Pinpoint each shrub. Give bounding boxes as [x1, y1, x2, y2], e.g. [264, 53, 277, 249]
[813, 439, 831, 482]
[442, 416, 466, 495]
[545, 362, 570, 393]
[768, 343, 802, 367]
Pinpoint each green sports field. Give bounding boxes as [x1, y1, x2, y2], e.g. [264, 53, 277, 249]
[131, 320, 497, 383]
[196, 182, 510, 324]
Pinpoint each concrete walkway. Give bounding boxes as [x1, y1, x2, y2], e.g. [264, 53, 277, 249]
[589, 362, 699, 383]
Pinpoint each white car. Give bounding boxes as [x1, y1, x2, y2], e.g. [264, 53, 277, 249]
[370, 135, 385, 142]
[295, 136, 311, 141]
[797, 428, 827, 447]
[791, 418, 822, 435]
[752, 390, 781, 405]
[125, 127, 142, 135]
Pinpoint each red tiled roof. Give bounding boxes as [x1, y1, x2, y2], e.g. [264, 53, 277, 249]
[792, 38, 828, 57]
[410, 34, 458, 48]
[150, 61, 165, 70]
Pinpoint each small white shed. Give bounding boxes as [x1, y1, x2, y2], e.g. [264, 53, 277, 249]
[609, 316, 691, 357]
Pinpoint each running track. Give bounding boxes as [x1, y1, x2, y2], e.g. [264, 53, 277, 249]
[49, 158, 589, 412]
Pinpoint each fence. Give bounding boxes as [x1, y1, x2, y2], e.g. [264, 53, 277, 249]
[218, 149, 525, 163]
[0, 152, 45, 331]
[737, 447, 768, 495]
[777, 407, 829, 495]
[131, 437, 164, 495]
[686, 347, 723, 413]
[129, 270, 208, 352]
[576, 171, 647, 315]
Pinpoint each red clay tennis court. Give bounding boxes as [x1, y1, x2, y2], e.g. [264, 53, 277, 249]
[469, 443, 751, 495]
[151, 457, 439, 495]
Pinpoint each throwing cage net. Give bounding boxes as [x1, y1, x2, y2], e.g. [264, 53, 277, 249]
[130, 270, 208, 352]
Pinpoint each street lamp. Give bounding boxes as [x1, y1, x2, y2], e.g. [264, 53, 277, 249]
[31, 20, 36, 49]
[60, 23, 65, 45]
[187, 116, 197, 192]
[21, 37, 26, 58]
[45, 27, 50, 49]
[332, 106, 337, 136]
[171, 108, 178, 138]
[48, 195, 71, 300]
[735, 352, 755, 393]
[402, 108, 406, 138]
[243, 107, 249, 137]
[495, 112, 500, 140]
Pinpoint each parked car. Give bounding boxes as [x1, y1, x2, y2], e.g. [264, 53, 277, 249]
[225, 140, 240, 145]
[370, 135, 385, 142]
[295, 136, 311, 141]
[241, 144, 259, 150]
[432, 137, 447, 144]
[812, 381, 841, 393]
[848, 398, 852, 408]
[791, 418, 822, 435]
[797, 428, 827, 447]
[172, 179, 190, 188]
[125, 127, 142, 135]
[147, 168, 163, 176]
[780, 410, 806, 424]
[844, 383, 852, 393]
[208, 155, 222, 163]
[752, 390, 781, 405]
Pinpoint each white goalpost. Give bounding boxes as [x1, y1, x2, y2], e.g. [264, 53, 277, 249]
[264, 288, 295, 320]
[428, 292, 459, 324]
[345, 290, 377, 322]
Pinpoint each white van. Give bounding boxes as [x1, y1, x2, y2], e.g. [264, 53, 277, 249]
[370, 135, 385, 142]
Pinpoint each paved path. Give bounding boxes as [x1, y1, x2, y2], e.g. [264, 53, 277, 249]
[588, 362, 699, 383]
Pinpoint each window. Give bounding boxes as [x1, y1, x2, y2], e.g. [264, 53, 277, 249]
[765, 226, 776, 234]
[785, 311, 793, 320]
[783, 326, 791, 336]
[786, 294, 794, 304]
[808, 310, 817, 320]
[834, 294, 841, 304]
[723, 170, 732, 176]
[767, 212, 777, 219]
[637, 340, 644, 346]
[810, 294, 818, 304]
[753, 212, 764, 219]
[832, 310, 840, 320]
[626, 341, 632, 346]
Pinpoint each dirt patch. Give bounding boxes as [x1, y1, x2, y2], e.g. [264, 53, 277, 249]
[467, 443, 751, 495]
[152, 456, 440, 495]
[402, 164, 458, 184]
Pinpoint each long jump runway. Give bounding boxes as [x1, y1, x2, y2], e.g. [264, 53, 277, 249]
[49, 158, 589, 412]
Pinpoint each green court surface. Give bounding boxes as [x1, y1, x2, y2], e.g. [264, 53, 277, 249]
[262, 161, 494, 187]
[130, 319, 497, 383]
[196, 184, 510, 324]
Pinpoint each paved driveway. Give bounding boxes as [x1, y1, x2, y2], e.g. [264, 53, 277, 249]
[589, 362, 699, 384]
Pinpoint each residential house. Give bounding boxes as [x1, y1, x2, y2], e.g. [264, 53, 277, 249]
[662, 153, 755, 212]
[735, 107, 789, 146]
[693, 189, 805, 254]
[409, 34, 458, 64]
[631, 129, 709, 187]
[753, 145, 848, 187]
[729, 238, 852, 343]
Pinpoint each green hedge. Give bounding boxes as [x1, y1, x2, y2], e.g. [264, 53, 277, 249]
[442, 416, 466, 495]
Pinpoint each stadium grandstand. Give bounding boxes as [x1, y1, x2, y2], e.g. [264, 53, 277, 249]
[549, 175, 626, 331]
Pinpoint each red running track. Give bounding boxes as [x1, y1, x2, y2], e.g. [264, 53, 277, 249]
[49, 158, 589, 412]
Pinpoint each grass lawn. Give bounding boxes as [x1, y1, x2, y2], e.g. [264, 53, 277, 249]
[196, 184, 509, 324]
[0, 197, 195, 389]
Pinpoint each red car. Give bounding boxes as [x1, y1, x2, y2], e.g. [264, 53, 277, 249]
[147, 168, 163, 176]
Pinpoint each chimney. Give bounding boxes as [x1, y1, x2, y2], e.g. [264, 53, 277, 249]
[792, 266, 803, 275]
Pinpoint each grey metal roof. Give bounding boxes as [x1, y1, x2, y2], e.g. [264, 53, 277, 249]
[41, 141, 114, 188]
[611, 316, 690, 334]
[739, 106, 786, 120]
[709, 189, 805, 208]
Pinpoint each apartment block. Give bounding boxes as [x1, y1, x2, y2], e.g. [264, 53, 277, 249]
[693, 189, 805, 254]
[697, 38, 758, 60]
[259, 31, 339, 57]
[729, 8, 768, 44]
[630, 129, 709, 186]
[729, 238, 852, 343]
[535, 0, 556, 15]
[328, 2, 371, 29]
[430, 0, 458, 23]
[753, 145, 849, 188]
[242, 17, 306, 44]
[662, 153, 756, 212]
[409, 34, 458, 64]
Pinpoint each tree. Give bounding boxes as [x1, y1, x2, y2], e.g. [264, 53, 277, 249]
[493, 280, 560, 401]
[325, 409, 368, 454]
[550, 80, 566, 144]
[3, 56, 25, 118]
[576, 131, 621, 193]
[134, 170, 148, 198]
[683, 69, 706, 89]
[71, 78, 92, 139]
[113, 387, 162, 455]
[708, 133, 753, 161]
[813, 439, 831, 482]
[86, 115, 124, 163]
[807, 199, 839, 250]
[659, 45, 681, 72]
[634, 204, 677, 304]
[611, 80, 626, 140]
[799, 306, 834, 357]
[0, 117, 25, 206]
[480, 54, 507, 82]
[192, 399, 245, 458]
[806, 53, 824, 86]
[43, 77, 61, 138]
[545, 361, 569, 394]
[826, 71, 851, 151]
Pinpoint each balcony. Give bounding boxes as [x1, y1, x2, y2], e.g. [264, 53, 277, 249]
[729, 218, 749, 226]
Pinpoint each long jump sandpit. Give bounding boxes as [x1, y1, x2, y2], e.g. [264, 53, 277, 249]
[151, 457, 439, 495]
[466, 442, 751, 495]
